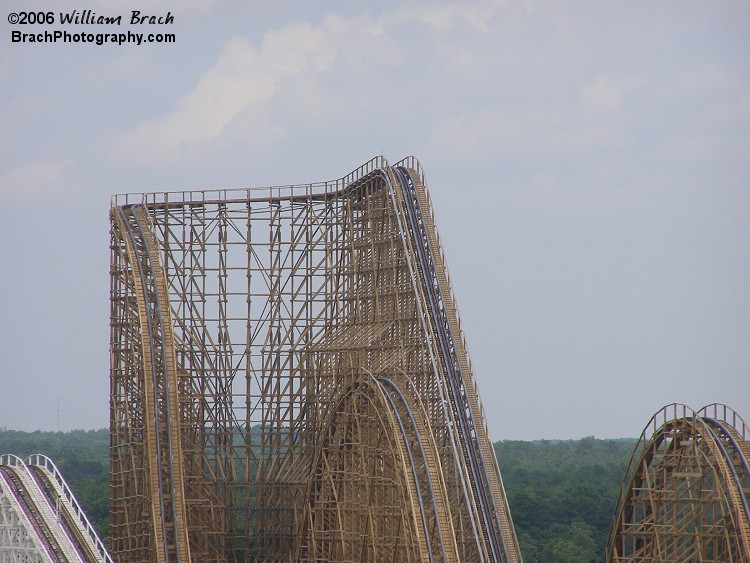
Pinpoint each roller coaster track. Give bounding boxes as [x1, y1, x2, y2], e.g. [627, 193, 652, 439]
[109, 155, 524, 561]
[0, 455, 113, 563]
[606, 403, 750, 562]
[375, 375, 458, 563]
[391, 164, 518, 562]
[300, 374, 455, 562]
[113, 205, 190, 563]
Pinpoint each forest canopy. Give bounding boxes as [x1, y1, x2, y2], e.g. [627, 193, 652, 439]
[0, 429, 634, 561]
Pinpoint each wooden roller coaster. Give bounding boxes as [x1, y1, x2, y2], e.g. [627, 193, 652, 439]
[109, 157, 522, 562]
[606, 403, 750, 562]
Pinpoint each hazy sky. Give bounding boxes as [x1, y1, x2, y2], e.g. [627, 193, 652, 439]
[1, 1, 748, 440]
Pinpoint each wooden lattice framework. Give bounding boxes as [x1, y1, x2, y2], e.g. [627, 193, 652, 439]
[606, 403, 750, 562]
[109, 156, 522, 562]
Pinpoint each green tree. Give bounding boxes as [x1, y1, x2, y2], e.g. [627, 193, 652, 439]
[495, 437, 634, 558]
[542, 520, 598, 562]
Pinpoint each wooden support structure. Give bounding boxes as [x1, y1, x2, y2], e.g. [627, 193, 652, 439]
[606, 403, 750, 562]
[109, 156, 522, 562]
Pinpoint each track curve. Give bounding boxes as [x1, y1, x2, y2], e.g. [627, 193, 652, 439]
[606, 403, 750, 562]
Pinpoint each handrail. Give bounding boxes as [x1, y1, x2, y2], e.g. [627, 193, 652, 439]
[0, 454, 83, 562]
[111, 155, 391, 208]
[605, 403, 750, 560]
[700, 403, 750, 442]
[26, 454, 114, 563]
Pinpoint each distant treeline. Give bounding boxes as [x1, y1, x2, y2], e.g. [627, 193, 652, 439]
[495, 437, 636, 562]
[0, 429, 634, 561]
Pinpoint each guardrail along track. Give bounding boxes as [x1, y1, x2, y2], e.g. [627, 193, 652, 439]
[0, 454, 114, 563]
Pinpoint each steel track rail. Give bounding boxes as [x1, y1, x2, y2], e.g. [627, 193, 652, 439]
[375, 375, 462, 562]
[25, 466, 90, 563]
[700, 418, 750, 547]
[110, 157, 521, 562]
[380, 166, 486, 560]
[115, 206, 172, 561]
[115, 205, 190, 563]
[376, 378, 438, 562]
[300, 377, 432, 561]
[376, 382, 435, 562]
[393, 166, 510, 562]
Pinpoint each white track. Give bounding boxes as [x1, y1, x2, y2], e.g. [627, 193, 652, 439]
[0, 455, 113, 563]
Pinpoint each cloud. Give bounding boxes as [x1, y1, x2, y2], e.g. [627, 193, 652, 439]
[580, 74, 645, 111]
[111, 1, 536, 167]
[0, 159, 71, 205]
[114, 36, 274, 163]
[84, 0, 216, 13]
[385, 0, 510, 32]
[113, 13, 393, 165]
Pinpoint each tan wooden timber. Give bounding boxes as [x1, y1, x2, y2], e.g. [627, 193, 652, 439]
[109, 156, 525, 562]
